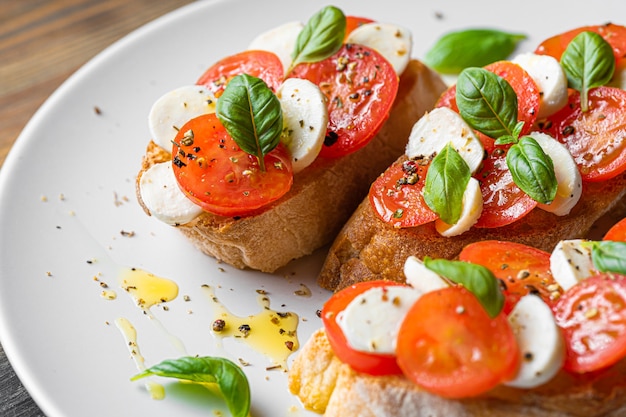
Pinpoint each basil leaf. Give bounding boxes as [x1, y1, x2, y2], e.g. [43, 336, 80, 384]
[424, 258, 504, 318]
[423, 143, 470, 225]
[216, 74, 283, 171]
[132, 356, 250, 417]
[456, 67, 519, 139]
[591, 241, 626, 275]
[506, 136, 558, 204]
[425, 29, 526, 74]
[290, 6, 346, 71]
[561, 31, 615, 112]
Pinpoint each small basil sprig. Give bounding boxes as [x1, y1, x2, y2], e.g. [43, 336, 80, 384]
[561, 31, 615, 112]
[590, 240, 626, 275]
[289, 5, 346, 73]
[131, 356, 250, 417]
[423, 257, 504, 318]
[424, 29, 526, 74]
[216, 74, 283, 171]
[456, 67, 558, 204]
[423, 143, 470, 225]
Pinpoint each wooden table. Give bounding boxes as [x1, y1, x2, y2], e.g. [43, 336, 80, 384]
[0, 1, 195, 414]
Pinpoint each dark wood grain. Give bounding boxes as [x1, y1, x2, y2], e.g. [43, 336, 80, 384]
[0, 1, 194, 414]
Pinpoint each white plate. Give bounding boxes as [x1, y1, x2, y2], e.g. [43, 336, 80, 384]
[1, 0, 624, 416]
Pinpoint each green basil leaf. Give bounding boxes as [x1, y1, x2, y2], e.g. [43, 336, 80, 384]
[216, 74, 283, 171]
[424, 257, 504, 318]
[424, 29, 526, 74]
[456, 67, 519, 139]
[132, 356, 250, 417]
[561, 31, 615, 112]
[423, 143, 470, 225]
[591, 241, 626, 275]
[290, 6, 346, 71]
[506, 136, 558, 204]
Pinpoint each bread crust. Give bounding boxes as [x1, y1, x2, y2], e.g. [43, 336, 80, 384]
[136, 60, 447, 272]
[289, 329, 626, 417]
[317, 153, 626, 291]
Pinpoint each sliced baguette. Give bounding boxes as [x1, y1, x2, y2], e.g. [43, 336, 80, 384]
[318, 153, 626, 291]
[136, 60, 447, 272]
[289, 328, 626, 417]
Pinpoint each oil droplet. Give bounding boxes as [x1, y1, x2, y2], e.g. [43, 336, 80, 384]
[115, 317, 165, 400]
[202, 285, 299, 370]
[119, 267, 178, 309]
[101, 289, 117, 300]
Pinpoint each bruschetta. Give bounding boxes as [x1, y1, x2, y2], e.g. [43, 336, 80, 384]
[135, 6, 447, 272]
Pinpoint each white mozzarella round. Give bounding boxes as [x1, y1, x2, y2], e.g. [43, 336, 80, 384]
[435, 177, 484, 237]
[403, 256, 449, 292]
[337, 286, 422, 354]
[512, 53, 568, 118]
[345, 22, 412, 75]
[406, 107, 484, 174]
[248, 21, 304, 75]
[529, 132, 583, 216]
[505, 294, 565, 389]
[276, 78, 328, 172]
[550, 239, 595, 291]
[139, 161, 203, 226]
[148, 85, 217, 150]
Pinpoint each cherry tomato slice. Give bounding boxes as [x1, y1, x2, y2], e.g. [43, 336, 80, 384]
[288, 44, 399, 158]
[171, 114, 293, 217]
[536, 23, 626, 67]
[539, 86, 626, 182]
[553, 274, 626, 374]
[196, 50, 284, 96]
[396, 286, 520, 398]
[368, 157, 437, 228]
[321, 280, 405, 376]
[604, 218, 626, 242]
[473, 148, 537, 228]
[345, 16, 374, 40]
[459, 240, 560, 314]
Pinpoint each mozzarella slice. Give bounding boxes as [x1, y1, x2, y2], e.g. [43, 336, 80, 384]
[406, 107, 484, 174]
[345, 22, 412, 75]
[529, 132, 583, 216]
[505, 294, 565, 389]
[276, 78, 328, 172]
[337, 286, 422, 354]
[403, 256, 449, 292]
[148, 85, 217, 150]
[139, 161, 203, 226]
[248, 21, 304, 75]
[550, 239, 595, 291]
[435, 177, 483, 236]
[512, 53, 568, 118]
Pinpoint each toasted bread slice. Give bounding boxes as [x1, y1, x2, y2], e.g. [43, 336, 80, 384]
[318, 153, 626, 291]
[137, 60, 447, 272]
[289, 328, 626, 417]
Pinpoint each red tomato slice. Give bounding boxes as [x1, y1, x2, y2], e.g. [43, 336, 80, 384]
[321, 280, 405, 376]
[368, 157, 437, 228]
[396, 286, 520, 398]
[196, 50, 284, 96]
[459, 240, 560, 314]
[604, 218, 626, 241]
[535, 23, 626, 67]
[539, 86, 626, 182]
[474, 148, 538, 228]
[171, 114, 293, 217]
[288, 44, 399, 158]
[436, 60, 540, 149]
[345, 16, 374, 40]
[553, 274, 626, 373]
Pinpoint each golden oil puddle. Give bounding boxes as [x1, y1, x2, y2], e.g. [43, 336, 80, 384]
[119, 267, 179, 309]
[202, 285, 299, 370]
